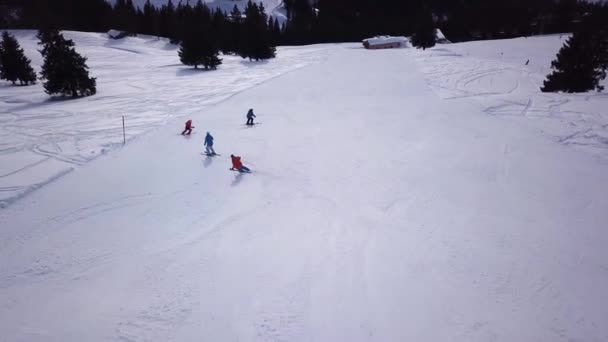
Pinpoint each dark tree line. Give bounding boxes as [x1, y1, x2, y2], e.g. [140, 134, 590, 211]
[2, 0, 279, 53]
[279, 0, 595, 45]
[2, 0, 599, 46]
[177, 0, 277, 69]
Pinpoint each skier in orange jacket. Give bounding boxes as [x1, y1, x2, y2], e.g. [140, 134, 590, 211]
[181, 120, 194, 135]
[230, 154, 251, 172]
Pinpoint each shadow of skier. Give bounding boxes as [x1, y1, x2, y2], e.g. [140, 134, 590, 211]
[231, 172, 244, 187]
[203, 156, 213, 168]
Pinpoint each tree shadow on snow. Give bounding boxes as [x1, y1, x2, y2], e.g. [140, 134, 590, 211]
[159, 63, 184, 68]
[239, 59, 269, 67]
[176, 67, 214, 77]
[9, 95, 85, 112]
[0, 82, 40, 89]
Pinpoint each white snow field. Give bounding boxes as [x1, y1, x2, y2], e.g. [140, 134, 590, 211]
[418, 35, 608, 160]
[0, 30, 327, 208]
[1, 32, 608, 341]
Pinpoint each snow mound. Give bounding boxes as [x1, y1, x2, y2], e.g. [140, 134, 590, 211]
[436, 28, 451, 43]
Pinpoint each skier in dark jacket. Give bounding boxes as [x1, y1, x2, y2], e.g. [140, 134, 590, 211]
[181, 120, 194, 135]
[204, 132, 216, 155]
[230, 154, 251, 172]
[246, 109, 256, 126]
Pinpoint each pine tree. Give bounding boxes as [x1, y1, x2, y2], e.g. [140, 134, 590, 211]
[38, 29, 96, 97]
[159, 0, 176, 40]
[173, 1, 191, 44]
[212, 9, 228, 54]
[240, 1, 276, 61]
[268, 16, 283, 46]
[178, 1, 222, 70]
[0, 31, 37, 85]
[273, 18, 282, 45]
[542, 9, 608, 93]
[257, 3, 277, 60]
[113, 0, 137, 33]
[141, 0, 159, 36]
[284, 0, 314, 44]
[284, 0, 294, 20]
[411, 10, 436, 50]
[225, 5, 243, 55]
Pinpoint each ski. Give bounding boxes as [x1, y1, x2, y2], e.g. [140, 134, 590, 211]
[229, 168, 252, 173]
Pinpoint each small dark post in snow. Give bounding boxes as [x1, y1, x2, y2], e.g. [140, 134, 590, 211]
[122, 116, 126, 144]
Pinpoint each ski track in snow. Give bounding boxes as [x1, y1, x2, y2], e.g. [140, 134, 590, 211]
[416, 35, 608, 160]
[0, 30, 330, 207]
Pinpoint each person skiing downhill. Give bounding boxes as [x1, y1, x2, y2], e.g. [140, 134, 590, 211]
[204, 132, 216, 155]
[181, 120, 194, 135]
[230, 154, 251, 172]
[246, 109, 256, 126]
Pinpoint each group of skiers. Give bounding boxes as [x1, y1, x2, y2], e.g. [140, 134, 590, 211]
[181, 109, 256, 173]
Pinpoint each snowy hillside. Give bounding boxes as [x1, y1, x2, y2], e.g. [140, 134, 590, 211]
[0, 30, 327, 208]
[419, 35, 608, 158]
[1, 31, 608, 341]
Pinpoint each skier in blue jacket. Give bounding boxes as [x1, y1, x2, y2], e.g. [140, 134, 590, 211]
[204, 132, 216, 155]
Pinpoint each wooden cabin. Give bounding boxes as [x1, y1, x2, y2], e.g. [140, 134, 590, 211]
[362, 36, 408, 49]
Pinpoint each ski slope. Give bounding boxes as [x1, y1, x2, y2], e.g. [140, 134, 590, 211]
[1, 33, 608, 341]
[0, 30, 327, 208]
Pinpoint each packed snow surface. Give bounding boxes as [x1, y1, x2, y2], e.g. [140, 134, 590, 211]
[1, 32, 608, 341]
[0, 30, 326, 208]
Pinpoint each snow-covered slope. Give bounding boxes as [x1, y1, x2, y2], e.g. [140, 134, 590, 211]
[0, 30, 327, 208]
[1, 33, 608, 341]
[418, 34, 608, 159]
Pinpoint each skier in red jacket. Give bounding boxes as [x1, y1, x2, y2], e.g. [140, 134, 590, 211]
[181, 120, 194, 135]
[230, 154, 251, 172]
